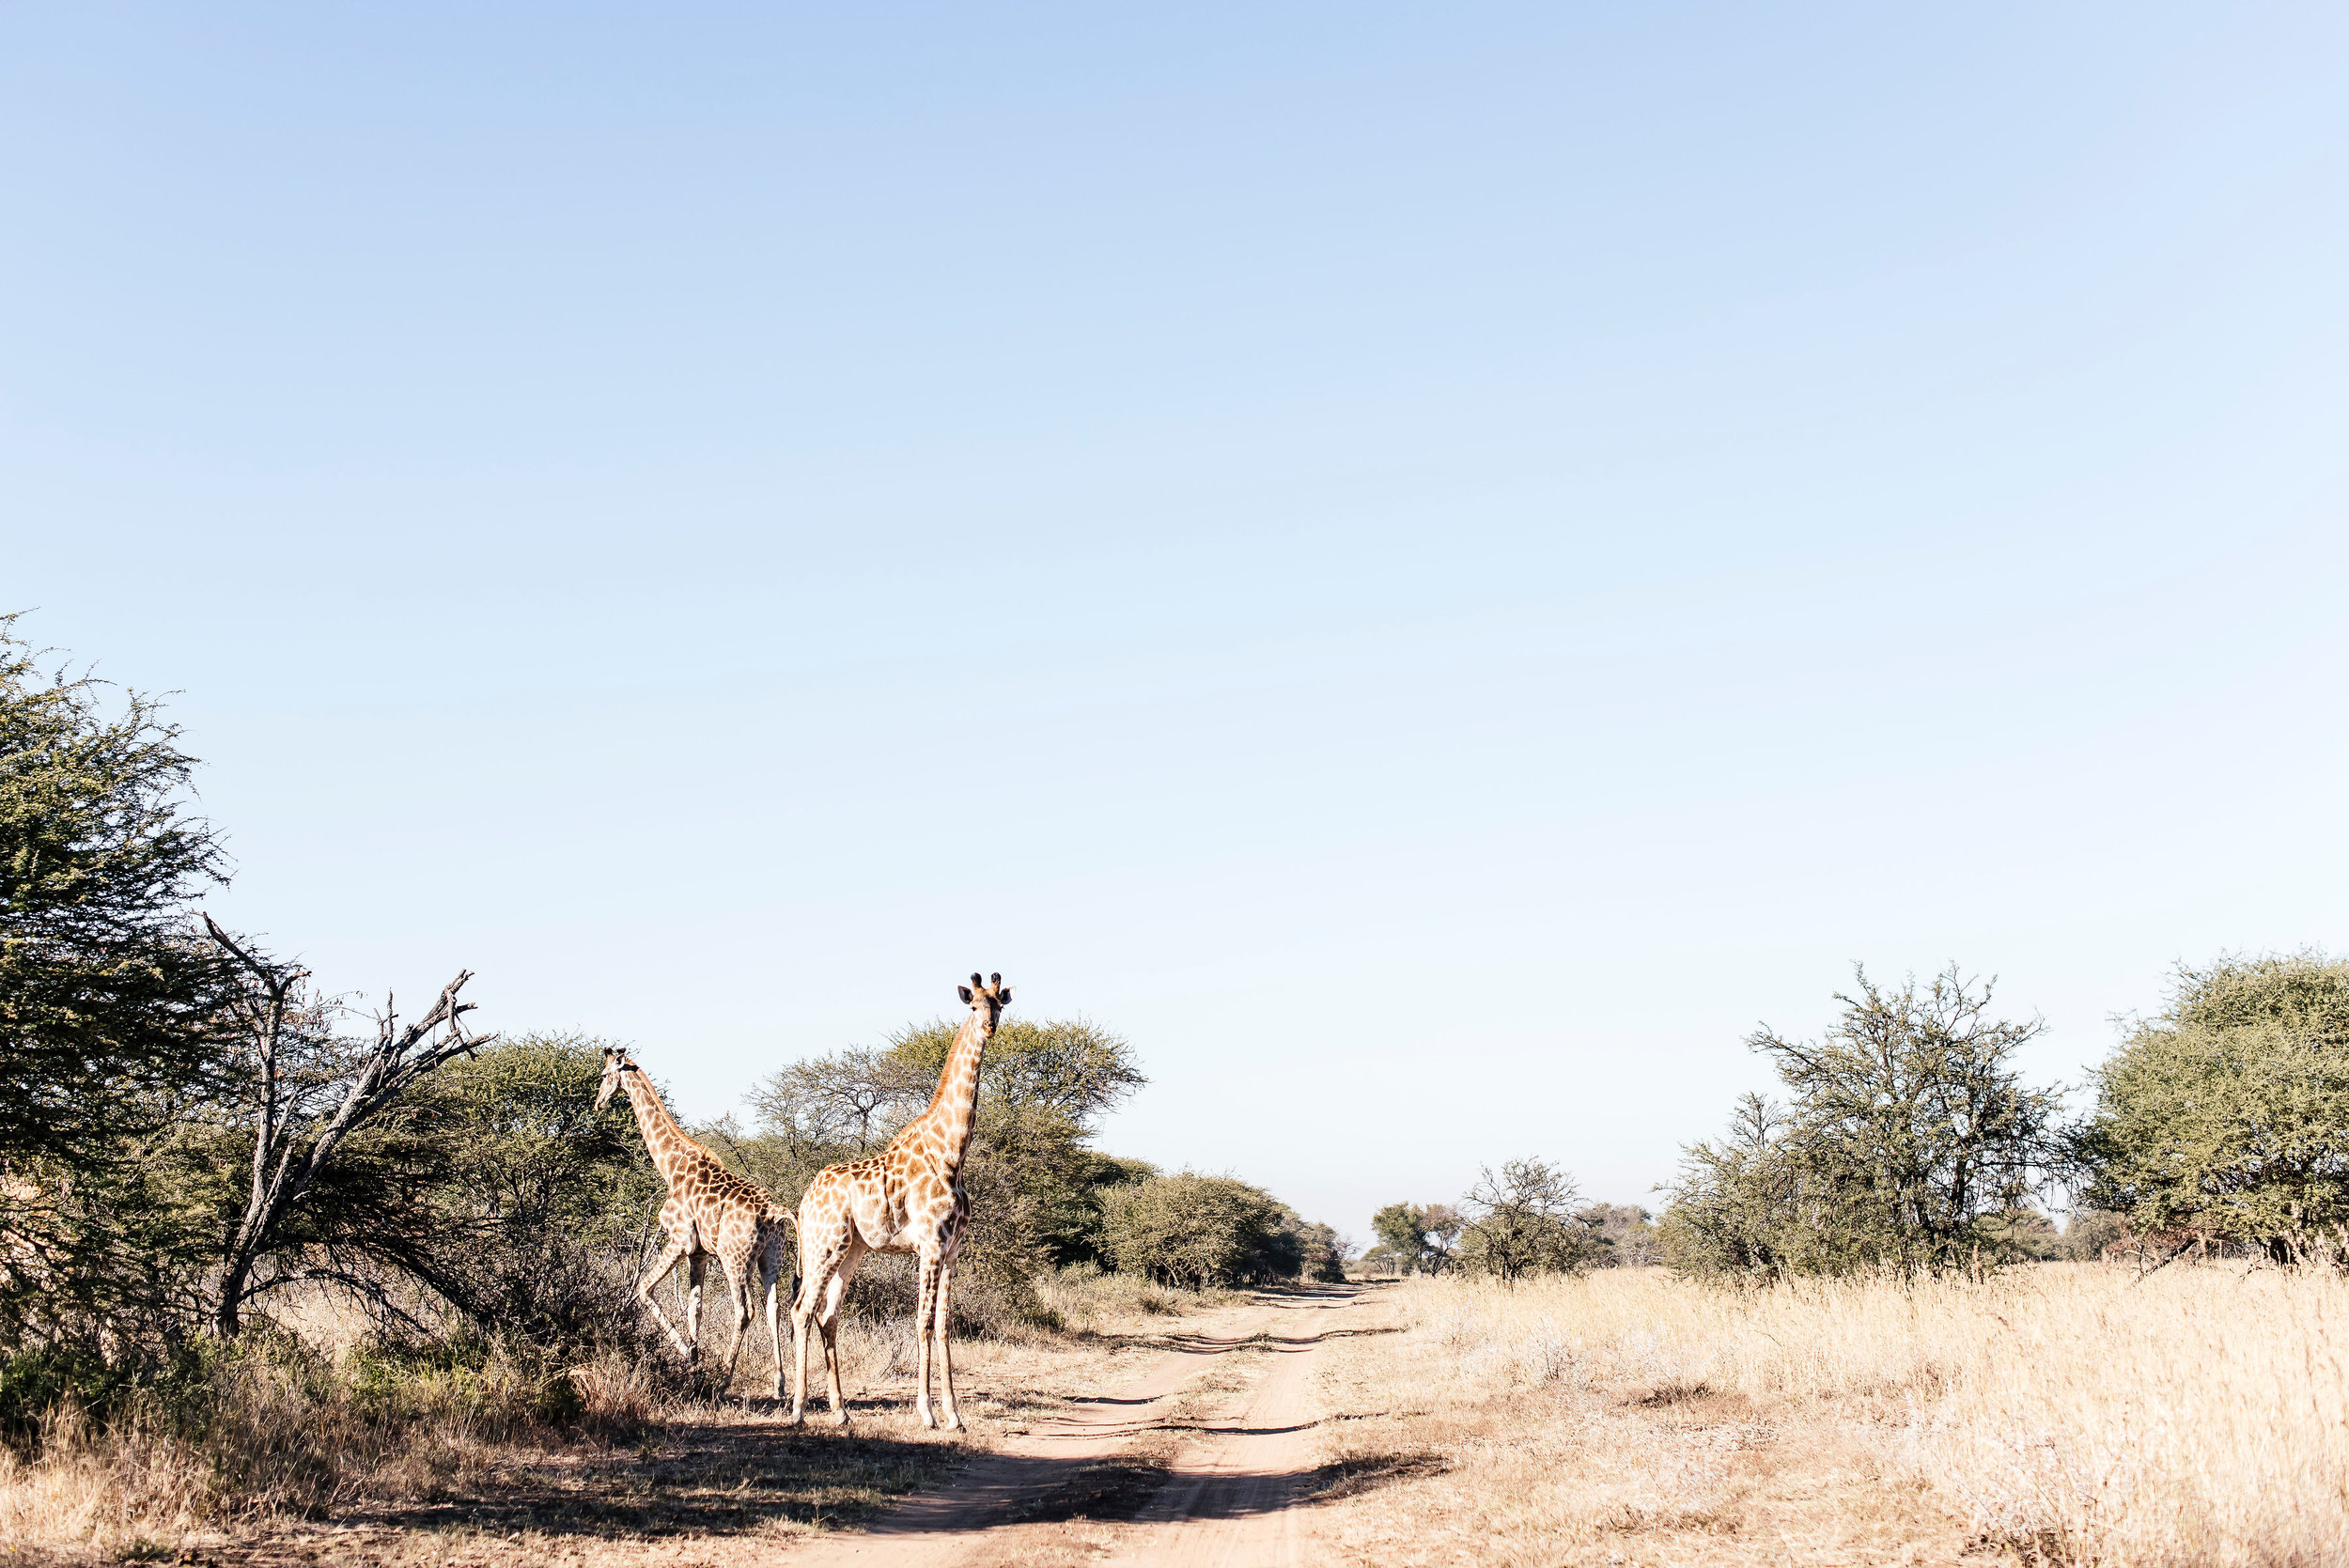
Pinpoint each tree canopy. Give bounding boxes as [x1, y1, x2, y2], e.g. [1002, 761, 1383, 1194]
[1, 621, 240, 1341]
[0, 619, 230, 1172]
[1098, 1172, 1343, 1287]
[1457, 1158, 1599, 1281]
[2078, 952, 2349, 1263]
[1660, 967, 2067, 1277]
[740, 1014, 1153, 1320]
[1368, 1202, 1462, 1275]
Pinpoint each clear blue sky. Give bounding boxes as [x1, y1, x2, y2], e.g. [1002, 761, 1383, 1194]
[8, 5, 2347, 1245]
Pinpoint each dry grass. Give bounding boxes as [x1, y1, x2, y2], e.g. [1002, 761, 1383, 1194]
[1915, 1265, 2349, 1565]
[0, 1272, 1239, 1563]
[0, 1403, 218, 1559]
[1309, 1264, 2349, 1567]
[1031, 1266, 1240, 1334]
[0, 1333, 624, 1559]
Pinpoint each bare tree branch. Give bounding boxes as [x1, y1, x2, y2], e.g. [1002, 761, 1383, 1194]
[203, 917, 495, 1337]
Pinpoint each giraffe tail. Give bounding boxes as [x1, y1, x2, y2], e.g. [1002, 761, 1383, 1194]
[759, 1208, 800, 1312]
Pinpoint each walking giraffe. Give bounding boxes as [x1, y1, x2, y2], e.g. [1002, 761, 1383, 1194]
[595, 1046, 793, 1397]
[789, 970, 1011, 1429]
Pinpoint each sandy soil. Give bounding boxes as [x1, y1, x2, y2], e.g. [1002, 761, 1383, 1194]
[124, 1285, 1367, 1568]
[786, 1281, 1361, 1567]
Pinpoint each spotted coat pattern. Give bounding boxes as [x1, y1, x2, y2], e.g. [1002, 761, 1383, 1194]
[597, 1048, 793, 1397]
[788, 971, 1009, 1429]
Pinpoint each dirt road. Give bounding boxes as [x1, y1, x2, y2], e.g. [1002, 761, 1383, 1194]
[787, 1283, 1362, 1567]
[170, 1286, 1367, 1568]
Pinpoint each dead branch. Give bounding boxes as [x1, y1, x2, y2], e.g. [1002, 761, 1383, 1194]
[204, 915, 496, 1336]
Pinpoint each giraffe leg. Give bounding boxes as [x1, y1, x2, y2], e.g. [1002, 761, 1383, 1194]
[684, 1251, 708, 1364]
[763, 1225, 790, 1404]
[788, 1262, 828, 1426]
[633, 1236, 694, 1358]
[933, 1255, 961, 1431]
[913, 1250, 941, 1429]
[789, 1289, 816, 1424]
[818, 1269, 851, 1425]
[719, 1247, 754, 1394]
[814, 1237, 868, 1425]
[789, 1236, 849, 1426]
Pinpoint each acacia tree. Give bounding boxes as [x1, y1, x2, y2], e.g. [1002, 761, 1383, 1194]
[0, 622, 236, 1337]
[749, 1047, 929, 1161]
[1764, 966, 2064, 1272]
[1422, 1203, 1464, 1266]
[1456, 1158, 1597, 1282]
[1370, 1202, 1463, 1275]
[1578, 1203, 1659, 1266]
[1662, 966, 2066, 1277]
[1288, 1216, 1353, 1282]
[1, 621, 556, 1353]
[742, 1015, 1149, 1318]
[1368, 1203, 1426, 1275]
[401, 1032, 665, 1346]
[160, 1028, 665, 1349]
[2078, 952, 2349, 1265]
[0, 627, 230, 1163]
[1099, 1172, 1301, 1286]
[1657, 1093, 1821, 1275]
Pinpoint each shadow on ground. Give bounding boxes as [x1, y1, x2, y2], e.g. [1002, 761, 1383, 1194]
[198, 1286, 1423, 1557]
[318, 1412, 1436, 1545]
[336, 1411, 953, 1541]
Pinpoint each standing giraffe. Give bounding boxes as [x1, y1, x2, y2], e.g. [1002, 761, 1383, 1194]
[790, 971, 1011, 1429]
[595, 1046, 794, 1397]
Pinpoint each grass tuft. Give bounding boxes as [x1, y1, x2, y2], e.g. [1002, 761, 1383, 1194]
[1311, 1264, 2349, 1566]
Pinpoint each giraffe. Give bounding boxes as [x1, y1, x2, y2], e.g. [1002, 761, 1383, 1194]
[595, 1046, 794, 1398]
[789, 970, 1011, 1429]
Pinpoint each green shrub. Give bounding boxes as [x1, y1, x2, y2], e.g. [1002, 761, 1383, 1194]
[1099, 1172, 1302, 1287]
[2077, 953, 2349, 1263]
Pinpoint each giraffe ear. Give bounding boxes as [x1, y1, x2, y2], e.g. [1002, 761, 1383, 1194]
[957, 985, 974, 1004]
[998, 986, 1012, 1008]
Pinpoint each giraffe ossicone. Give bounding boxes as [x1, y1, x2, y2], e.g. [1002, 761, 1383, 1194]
[789, 970, 1012, 1430]
[596, 1046, 794, 1400]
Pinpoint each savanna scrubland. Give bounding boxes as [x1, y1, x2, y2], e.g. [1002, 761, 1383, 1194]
[0, 624, 1337, 1560]
[1320, 929, 2349, 1566]
[1313, 1265, 2349, 1567]
[10, 618, 2349, 1567]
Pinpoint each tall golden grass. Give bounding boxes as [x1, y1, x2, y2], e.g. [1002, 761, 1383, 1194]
[0, 1401, 216, 1555]
[1332, 1264, 2349, 1565]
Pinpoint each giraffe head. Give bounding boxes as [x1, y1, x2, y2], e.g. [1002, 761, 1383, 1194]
[957, 970, 1013, 1024]
[594, 1045, 639, 1110]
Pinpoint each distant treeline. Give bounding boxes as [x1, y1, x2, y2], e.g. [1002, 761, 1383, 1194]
[720, 1016, 1348, 1315]
[1375, 955, 2349, 1282]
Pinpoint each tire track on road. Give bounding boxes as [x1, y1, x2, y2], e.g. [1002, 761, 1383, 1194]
[1109, 1284, 1359, 1566]
[784, 1286, 1361, 1567]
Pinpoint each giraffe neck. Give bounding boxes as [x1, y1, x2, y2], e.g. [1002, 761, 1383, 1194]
[621, 1070, 702, 1188]
[915, 1010, 994, 1172]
